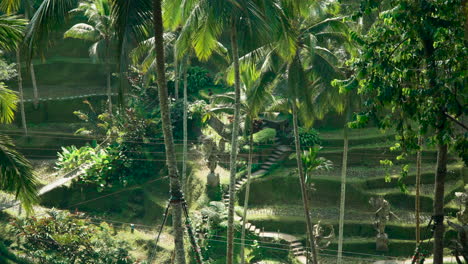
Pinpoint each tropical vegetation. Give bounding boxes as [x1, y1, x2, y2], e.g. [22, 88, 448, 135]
[0, 0, 465, 263]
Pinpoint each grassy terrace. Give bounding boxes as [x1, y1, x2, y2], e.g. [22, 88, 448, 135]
[232, 127, 465, 258]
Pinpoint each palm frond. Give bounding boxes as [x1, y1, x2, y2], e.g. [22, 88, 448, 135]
[64, 23, 99, 41]
[0, 0, 20, 14]
[305, 16, 347, 34]
[0, 15, 25, 52]
[24, 0, 78, 60]
[110, 0, 151, 106]
[88, 39, 106, 63]
[0, 85, 17, 124]
[0, 134, 38, 212]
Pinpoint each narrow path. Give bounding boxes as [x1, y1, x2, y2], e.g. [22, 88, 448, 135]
[221, 138, 313, 263]
[0, 163, 91, 211]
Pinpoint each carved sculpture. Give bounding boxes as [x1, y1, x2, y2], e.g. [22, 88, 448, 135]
[369, 197, 399, 251]
[200, 135, 220, 187]
[313, 220, 335, 249]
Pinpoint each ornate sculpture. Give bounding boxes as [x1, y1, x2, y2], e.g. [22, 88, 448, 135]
[200, 135, 220, 187]
[313, 220, 335, 249]
[369, 197, 399, 251]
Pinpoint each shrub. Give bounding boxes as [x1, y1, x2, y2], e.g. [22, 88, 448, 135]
[59, 103, 165, 190]
[298, 127, 321, 149]
[253, 128, 277, 144]
[11, 210, 135, 264]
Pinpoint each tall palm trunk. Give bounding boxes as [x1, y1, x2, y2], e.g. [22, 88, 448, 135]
[174, 48, 179, 100]
[292, 102, 317, 264]
[16, 49, 27, 135]
[337, 107, 349, 264]
[226, 20, 241, 264]
[415, 135, 422, 244]
[105, 39, 112, 113]
[106, 70, 112, 113]
[24, 12, 39, 110]
[153, 1, 186, 263]
[240, 120, 254, 264]
[182, 58, 188, 187]
[30, 63, 39, 109]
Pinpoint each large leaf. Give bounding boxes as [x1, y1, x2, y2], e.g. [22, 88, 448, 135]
[64, 23, 99, 41]
[0, 134, 38, 212]
[24, 0, 78, 60]
[0, 15, 25, 52]
[0, 85, 17, 124]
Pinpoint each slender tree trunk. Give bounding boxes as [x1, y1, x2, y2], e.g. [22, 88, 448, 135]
[16, 49, 27, 135]
[337, 108, 349, 264]
[174, 48, 179, 100]
[292, 102, 318, 264]
[106, 70, 112, 113]
[153, 1, 186, 263]
[24, 11, 39, 110]
[182, 58, 188, 188]
[240, 120, 254, 264]
[30, 63, 39, 109]
[226, 20, 241, 264]
[433, 142, 447, 264]
[415, 135, 423, 244]
[105, 39, 112, 114]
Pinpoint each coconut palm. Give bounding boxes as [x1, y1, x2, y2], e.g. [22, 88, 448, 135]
[0, 0, 41, 110]
[0, 13, 29, 135]
[64, 0, 115, 113]
[0, 85, 38, 212]
[177, 1, 290, 262]
[0, 15, 37, 209]
[239, 2, 348, 261]
[24, 0, 190, 262]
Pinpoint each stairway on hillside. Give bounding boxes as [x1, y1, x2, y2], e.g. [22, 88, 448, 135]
[220, 138, 315, 264]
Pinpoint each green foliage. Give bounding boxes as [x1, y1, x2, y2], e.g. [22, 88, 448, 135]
[206, 184, 222, 201]
[180, 66, 215, 95]
[11, 210, 134, 264]
[56, 144, 126, 191]
[342, 0, 467, 161]
[57, 102, 164, 190]
[0, 58, 16, 81]
[0, 241, 33, 264]
[297, 127, 321, 149]
[253, 128, 276, 144]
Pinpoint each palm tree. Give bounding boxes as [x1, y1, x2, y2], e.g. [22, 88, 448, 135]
[0, 0, 41, 109]
[64, 0, 115, 113]
[152, 1, 187, 263]
[237, 67, 274, 264]
[24, 0, 188, 262]
[240, 3, 347, 260]
[0, 15, 37, 211]
[207, 66, 275, 263]
[0, 85, 38, 212]
[177, 1, 287, 262]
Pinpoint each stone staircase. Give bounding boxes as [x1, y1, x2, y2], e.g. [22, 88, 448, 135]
[222, 138, 292, 209]
[219, 138, 315, 263]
